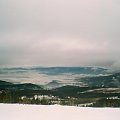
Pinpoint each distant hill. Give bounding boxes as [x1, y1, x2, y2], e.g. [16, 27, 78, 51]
[45, 80, 63, 89]
[80, 73, 120, 87]
[0, 80, 13, 85]
[0, 80, 43, 90]
[31, 67, 108, 75]
[52, 85, 93, 97]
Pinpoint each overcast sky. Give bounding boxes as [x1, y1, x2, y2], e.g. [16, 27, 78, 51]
[0, 0, 120, 68]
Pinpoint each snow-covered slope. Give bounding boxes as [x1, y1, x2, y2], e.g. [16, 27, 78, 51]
[0, 104, 119, 120]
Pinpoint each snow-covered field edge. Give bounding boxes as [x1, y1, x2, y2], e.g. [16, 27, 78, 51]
[0, 104, 120, 120]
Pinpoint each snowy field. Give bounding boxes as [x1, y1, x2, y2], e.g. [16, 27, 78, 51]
[0, 104, 120, 120]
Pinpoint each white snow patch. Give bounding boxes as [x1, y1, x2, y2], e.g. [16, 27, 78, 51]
[0, 104, 120, 120]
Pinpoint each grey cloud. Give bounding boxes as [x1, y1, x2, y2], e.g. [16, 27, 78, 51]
[0, 0, 120, 67]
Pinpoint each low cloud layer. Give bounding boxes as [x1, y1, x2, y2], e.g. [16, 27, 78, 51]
[0, 0, 120, 68]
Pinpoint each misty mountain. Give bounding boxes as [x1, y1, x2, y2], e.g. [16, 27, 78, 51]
[79, 73, 120, 87]
[45, 80, 63, 89]
[0, 67, 119, 88]
[31, 67, 108, 75]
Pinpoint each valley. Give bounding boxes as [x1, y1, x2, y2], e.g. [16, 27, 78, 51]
[0, 67, 120, 107]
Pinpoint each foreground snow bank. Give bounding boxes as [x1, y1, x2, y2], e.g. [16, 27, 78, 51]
[0, 104, 120, 120]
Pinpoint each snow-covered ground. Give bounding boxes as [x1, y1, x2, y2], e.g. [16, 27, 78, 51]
[0, 104, 120, 120]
